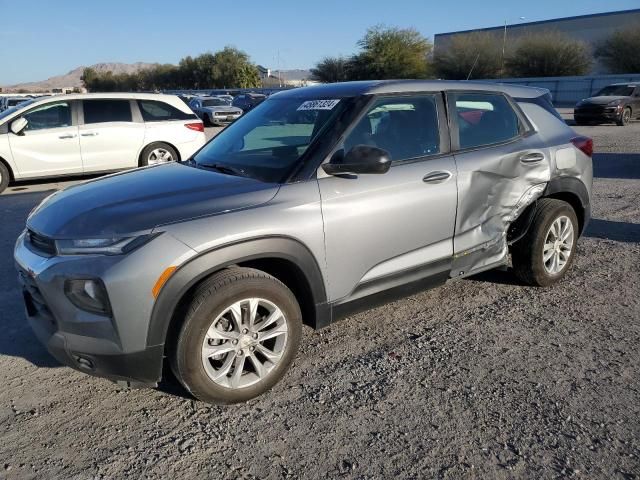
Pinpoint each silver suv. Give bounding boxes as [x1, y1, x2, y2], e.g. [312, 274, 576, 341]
[15, 81, 593, 404]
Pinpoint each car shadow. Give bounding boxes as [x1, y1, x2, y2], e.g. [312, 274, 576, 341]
[585, 218, 640, 243]
[0, 189, 62, 368]
[593, 152, 640, 180]
[466, 268, 525, 286]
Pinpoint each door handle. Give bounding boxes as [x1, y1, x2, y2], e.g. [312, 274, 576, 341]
[519, 152, 545, 164]
[422, 171, 451, 183]
[58, 134, 76, 139]
[81, 132, 98, 137]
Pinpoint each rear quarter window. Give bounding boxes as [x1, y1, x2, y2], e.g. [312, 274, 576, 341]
[138, 100, 197, 122]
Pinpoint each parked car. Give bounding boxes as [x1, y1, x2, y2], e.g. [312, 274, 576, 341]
[0, 96, 31, 111]
[574, 83, 640, 126]
[0, 93, 205, 193]
[232, 92, 266, 112]
[15, 80, 592, 404]
[189, 96, 243, 126]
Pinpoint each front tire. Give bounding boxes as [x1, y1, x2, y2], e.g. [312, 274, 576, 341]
[511, 199, 579, 287]
[617, 107, 632, 126]
[171, 267, 302, 404]
[0, 162, 9, 194]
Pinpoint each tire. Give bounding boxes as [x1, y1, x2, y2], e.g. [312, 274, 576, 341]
[0, 162, 9, 194]
[511, 198, 579, 287]
[170, 267, 302, 404]
[139, 142, 179, 167]
[616, 107, 632, 126]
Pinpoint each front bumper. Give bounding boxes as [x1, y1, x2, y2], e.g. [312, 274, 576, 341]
[574, 105, 622, 122]
[209, 112, 242, 124]
[14, 231, 195, 385]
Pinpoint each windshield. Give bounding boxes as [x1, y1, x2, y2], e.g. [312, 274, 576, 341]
[8, 99, 29, 106]
[202, 98, 229, 107]
[0, 99, 35, 122]
[192, 97, 348, 183]
[596, 85, 635, 97]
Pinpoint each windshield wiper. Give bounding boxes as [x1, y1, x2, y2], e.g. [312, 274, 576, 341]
[197, 163, 247, 177]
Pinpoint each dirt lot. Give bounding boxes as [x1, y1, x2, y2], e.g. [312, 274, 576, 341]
[1, 120, 639, 479]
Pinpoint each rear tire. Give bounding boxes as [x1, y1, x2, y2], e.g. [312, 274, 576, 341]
[0, 162, 9, 194]
[511, 199, 579, 287]
[139, 142, 179, 167]
[170, 267, 302, 404]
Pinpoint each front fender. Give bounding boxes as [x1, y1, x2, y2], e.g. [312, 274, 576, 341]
[146, 235, 328, 347]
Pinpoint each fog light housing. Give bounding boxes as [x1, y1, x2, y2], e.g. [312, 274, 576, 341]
[64, 279, 112, 316]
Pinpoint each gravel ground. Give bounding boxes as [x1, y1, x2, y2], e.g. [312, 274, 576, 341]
[0, 121, 639, 479]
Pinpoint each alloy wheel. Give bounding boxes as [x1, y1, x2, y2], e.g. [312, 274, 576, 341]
[542, 215, 574, 274]
[201, 298, 288, 389]
[147, 148, 174, 165]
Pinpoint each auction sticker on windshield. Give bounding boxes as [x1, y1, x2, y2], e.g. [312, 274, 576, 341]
[297, 99, 340, 111]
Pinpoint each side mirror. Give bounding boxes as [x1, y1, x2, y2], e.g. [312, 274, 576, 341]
[10, 117, 28, 135]
[322, 145, 391, 176]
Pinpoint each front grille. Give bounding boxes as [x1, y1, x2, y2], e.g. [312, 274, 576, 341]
[27, 229, 56, 256]
[576, 105, 605, 114]
[214, 111, 239, 116]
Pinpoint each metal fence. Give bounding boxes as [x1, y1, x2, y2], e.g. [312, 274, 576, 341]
[480, 74, 640, 106]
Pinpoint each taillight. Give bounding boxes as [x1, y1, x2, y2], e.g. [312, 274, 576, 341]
[571, 136, 593, 157]
[185, 122, 204, 132]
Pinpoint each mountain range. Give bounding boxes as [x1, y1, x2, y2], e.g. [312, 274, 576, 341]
[2, 63, 312, 92]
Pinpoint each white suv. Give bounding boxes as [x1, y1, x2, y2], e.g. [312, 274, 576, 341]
[0, 93, 206, 193]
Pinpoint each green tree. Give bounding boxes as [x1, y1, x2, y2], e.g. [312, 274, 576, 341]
[211, 47, 260, 88]
[433, 31, 503, 80]
[310, 56, 350, 83]
[595, 26, 640, 74]
[348, 25, 432, 80]
[506, 31, 592, 77]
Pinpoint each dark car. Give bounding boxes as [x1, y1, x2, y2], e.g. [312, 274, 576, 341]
[574, 83, 640, 126]
[232, 93, 267, 112]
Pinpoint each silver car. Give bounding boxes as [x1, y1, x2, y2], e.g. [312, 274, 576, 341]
[15, 80, 592, 404]
[189, 96, 243, 126]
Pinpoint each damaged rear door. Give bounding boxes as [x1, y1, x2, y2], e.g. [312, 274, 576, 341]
[447, 91, 551, 277]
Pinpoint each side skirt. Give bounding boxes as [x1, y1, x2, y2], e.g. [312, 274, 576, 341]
[319, 258, 451, 328]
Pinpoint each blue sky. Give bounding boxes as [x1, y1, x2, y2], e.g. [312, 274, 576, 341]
[1, 0, 638, 85]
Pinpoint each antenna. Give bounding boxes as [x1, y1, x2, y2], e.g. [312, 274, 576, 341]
[466, 52, 480, 81]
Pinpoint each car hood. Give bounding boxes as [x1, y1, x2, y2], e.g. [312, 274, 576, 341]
[580, 95, 628, 105]
[27, 163, 279, 238]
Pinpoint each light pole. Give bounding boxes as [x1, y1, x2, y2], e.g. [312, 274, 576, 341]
[501, 16, 525, 77]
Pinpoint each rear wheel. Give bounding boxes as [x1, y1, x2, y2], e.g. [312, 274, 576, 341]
[171, 267, 302, 404]
[139, 143, 178, 167]
[0, 162, 9, 194]
[511, 199, 579, 287]
[617, 107, 632, 126]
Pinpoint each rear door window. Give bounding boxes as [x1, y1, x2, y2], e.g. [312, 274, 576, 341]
[138, 100, 197, 122]
[83, 99, 132, 124]
[451, 93, 521, 150]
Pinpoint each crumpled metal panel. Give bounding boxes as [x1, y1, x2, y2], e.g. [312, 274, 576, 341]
[451, 139, 552, 277]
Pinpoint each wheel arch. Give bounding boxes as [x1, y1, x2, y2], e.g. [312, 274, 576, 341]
[542, 177, 590, 234]
[147, 236, 329, 351]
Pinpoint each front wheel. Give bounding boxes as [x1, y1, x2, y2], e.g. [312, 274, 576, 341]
[617, 107, 632, 126]
[0, 162, 9, 194]
[511, 199, 579, 287]
[170, 267, 302, 404]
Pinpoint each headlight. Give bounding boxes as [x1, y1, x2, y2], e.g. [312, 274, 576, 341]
[607, 99, 623, 106]
[55, 233, 159, 255]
